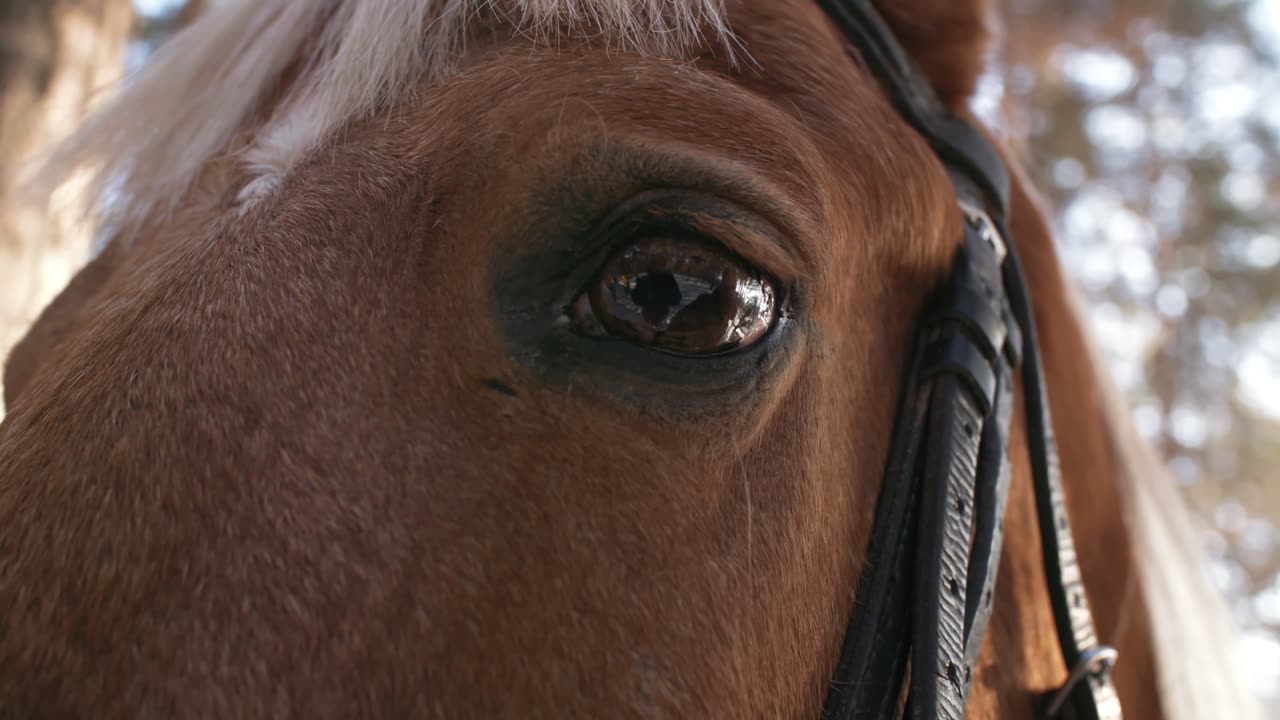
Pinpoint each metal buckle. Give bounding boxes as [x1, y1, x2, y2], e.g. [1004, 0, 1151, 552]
[957, 200, 1008, 264]
[1043, 645, 1120, 718]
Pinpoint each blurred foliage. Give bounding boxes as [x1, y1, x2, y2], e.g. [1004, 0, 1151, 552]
[997, 0, 1280, 703]
[126, 0, 200, 69]
[0, 0, 132, 416]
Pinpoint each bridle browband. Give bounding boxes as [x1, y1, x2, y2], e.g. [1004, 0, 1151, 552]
[815, 3, 1123, 719]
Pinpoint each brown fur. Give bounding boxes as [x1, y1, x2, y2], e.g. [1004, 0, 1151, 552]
[0, 1, 1163, 717]
[873, 0, 995, 108]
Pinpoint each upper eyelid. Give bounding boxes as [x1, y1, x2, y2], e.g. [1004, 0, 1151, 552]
[582, 141, 821, 274]
[596, 190, 805, 285]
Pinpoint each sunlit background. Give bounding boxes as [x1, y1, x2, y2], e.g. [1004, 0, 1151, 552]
[990, 0, 1280, 709]
[0, 0, 1276, 710]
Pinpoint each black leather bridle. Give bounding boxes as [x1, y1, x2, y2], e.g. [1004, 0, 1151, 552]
[815, 3, 1124, 719]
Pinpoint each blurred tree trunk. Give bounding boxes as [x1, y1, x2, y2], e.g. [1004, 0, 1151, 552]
[0, 0, 132, 413]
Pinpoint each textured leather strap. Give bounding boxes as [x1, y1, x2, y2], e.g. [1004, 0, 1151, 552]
[908, 375, 986, 720]
[962, 353, 1014, 679]
[1000, 233, 1123, 720]
[908, 210, 1018, 720]
[822, 214, 1019, 720]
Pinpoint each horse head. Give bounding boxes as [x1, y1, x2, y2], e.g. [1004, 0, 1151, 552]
[0, 2, 1253, 718]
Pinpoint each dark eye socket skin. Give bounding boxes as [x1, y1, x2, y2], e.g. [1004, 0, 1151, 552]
[495, 184, 804, 414]
[568, 230, 783, 357]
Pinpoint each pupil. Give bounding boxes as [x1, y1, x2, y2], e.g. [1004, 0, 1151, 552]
[631, 272, 683, 312]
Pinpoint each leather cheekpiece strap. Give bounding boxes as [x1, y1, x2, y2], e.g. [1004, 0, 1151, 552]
[908, 217, 1019, 720]
[821, 330, 934, 720]
[816, 2, 1123, 720]
[822, 207, 1020, 720]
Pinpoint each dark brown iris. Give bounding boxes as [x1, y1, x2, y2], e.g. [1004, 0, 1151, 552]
[570, 234, 778, 355]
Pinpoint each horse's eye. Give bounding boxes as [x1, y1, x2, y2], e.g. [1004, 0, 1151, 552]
[569, 234, 779, 356]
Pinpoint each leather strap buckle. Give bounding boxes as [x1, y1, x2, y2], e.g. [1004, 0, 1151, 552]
[1043, 645, 1120, 718]
[958, 200, 1007, 264]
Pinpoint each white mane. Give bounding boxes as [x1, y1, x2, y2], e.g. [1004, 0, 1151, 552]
[38, 0, 731, 236]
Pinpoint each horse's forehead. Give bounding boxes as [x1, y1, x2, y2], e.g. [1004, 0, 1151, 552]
[264, 21, 944, 296]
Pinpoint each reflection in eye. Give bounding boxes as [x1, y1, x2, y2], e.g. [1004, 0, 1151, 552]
[569, 234, 779, 356]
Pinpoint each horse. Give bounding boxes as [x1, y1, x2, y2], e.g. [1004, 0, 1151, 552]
[0, 0, 1260, 717]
